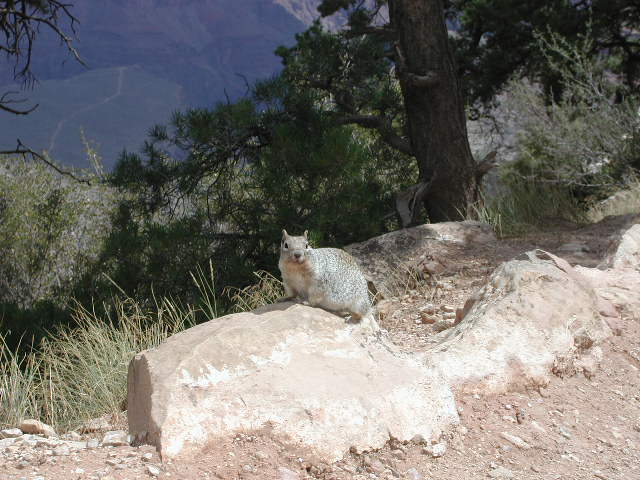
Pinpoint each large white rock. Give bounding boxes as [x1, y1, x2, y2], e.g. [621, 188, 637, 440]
[127, 304, 458, 461]
[600, 222, 640, 271]
[427, 250, 611, 393]
[128, 246, 612, 462]
[578, 222, 640, 321]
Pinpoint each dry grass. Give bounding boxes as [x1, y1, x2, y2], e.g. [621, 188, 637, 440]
[465, 181, 587, 237]
[383, 254, 437, 300]
[0, 335, 41, 428]
[38, 297, 193, 430]
[0, 295, 194, 432]
[225, 270, 284, 313]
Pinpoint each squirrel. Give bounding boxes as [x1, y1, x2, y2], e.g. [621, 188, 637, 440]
[278, 229, 372, 321]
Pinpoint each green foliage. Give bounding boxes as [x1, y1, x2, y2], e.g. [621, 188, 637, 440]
[470, 29, 640, 235]
[38, 296, 192, 430]
[588, 179, 640, 222]
[0, 300, 69, 354]
[502, 30, 640, 200]
[0, 293, 194, 432]
[73, 202, 215, 306]
[275, 21, 406, 154]
[225, 270, 284, 313]
[0, 157, 116, 350]
[0, 158, 113, 305]
[450, 0, 640, 109]
[107, 72, 414, 301]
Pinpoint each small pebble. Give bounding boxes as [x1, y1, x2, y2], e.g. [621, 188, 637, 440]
[405, 467, 423, 480]
[147, 464, 161, 477]
[277, 466, 300, 480]
[488, 466, 514, 479]
[558, 425, 572, 439]
[422, 442, 446, 458]
[499, 432, 530, 449]
[391, 448, 406, 460]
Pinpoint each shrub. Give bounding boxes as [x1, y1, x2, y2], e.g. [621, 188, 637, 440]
[0, 157, 115, 307]
[501, 30, 640, 203]
[0, 157, 117, 350]
[224, 270, 284, 313]
[106, 83, 414, 301]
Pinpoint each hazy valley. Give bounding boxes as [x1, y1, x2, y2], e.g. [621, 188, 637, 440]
[0, 0, 323, 168]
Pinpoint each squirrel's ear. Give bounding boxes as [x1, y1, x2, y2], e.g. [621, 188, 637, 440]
[282, 229, 288, 239]
[303, 230, 308, 239]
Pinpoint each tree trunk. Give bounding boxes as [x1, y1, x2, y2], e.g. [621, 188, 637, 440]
[389, 0, 477, 222]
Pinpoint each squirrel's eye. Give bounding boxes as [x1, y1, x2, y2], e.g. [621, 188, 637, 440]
[305, 244, 309, 248]
[284, 242, 288, 249]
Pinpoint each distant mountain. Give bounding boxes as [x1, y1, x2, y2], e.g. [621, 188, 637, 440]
[0, 0, 325, 169]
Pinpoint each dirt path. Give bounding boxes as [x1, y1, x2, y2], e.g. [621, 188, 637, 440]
[48, 67, 126, 154]
[1, 218, 638, 480]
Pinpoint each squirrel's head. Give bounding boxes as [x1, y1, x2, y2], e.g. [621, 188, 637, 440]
[280, 229, 311, 264]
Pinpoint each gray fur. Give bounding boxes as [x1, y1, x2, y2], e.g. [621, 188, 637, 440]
[278, 230, 372, 320]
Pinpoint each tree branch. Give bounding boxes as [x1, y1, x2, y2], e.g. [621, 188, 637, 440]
[1, 1, 84, 114]
[0, 100, 38, 115]
[344, 25, 396, 39]
[338, 113, 413, 155]
[0, 139, 92, 185]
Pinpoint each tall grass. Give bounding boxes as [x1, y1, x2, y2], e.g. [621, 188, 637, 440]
[0, 260, 230, 432]
[466, 181, 587, 236]
[224, 270, 284, 313]
[0, 335, 41, 428]
[39, 297, 193, 430]
[0, 294, 195, 432]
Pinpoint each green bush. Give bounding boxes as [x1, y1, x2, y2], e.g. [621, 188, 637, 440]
[0, 295, 194, 431]
[502, 31, 640, 201]
[0, 157, 116, 350]
[106, 80, 415, 301]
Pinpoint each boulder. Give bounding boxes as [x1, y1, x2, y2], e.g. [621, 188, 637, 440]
[0, 428, 22, 439]
[80, 415, 113, 434]
[127, 303, 458, 461]
[345, 221, 496, 296]
[19, 419, 56, 437]
[428, 250, 611, 393]
[599, 222, 640, 271]
[128, 248, 611, 462]
[577, 222, 640, 322]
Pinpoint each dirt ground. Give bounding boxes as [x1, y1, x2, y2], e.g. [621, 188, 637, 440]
[1, 217, 639, 480]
